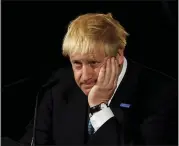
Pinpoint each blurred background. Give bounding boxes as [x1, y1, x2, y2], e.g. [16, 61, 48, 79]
[2, 0, 177, 141]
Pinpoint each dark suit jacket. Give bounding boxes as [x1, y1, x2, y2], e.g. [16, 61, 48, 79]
[20, 58, 177, 146]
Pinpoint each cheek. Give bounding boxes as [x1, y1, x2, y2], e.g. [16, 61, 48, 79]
[73, 71, 81, 83]
[73, 67, 100, 84]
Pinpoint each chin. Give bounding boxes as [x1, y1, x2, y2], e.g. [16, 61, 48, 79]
[82, 88, 91, 96]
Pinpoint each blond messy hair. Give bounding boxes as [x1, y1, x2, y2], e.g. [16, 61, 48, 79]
[62, 13, 129, 57]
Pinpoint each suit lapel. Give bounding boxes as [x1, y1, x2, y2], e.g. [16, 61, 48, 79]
[67, 85, 89, 144]
[110, 59, 141, 107]
[110, 59, 142, 144]
[55, 83, 88, 145]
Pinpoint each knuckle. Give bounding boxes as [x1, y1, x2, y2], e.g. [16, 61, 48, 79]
[113, 83, 117, 88]
[106, 85, 113, 91]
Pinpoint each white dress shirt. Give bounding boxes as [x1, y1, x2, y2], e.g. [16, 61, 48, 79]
[90, 57, 128, 132]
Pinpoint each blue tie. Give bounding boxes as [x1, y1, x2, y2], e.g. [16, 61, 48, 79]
[88, 119, 94, 135]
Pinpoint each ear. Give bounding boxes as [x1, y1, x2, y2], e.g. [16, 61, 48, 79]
[116, 49, 124, 65]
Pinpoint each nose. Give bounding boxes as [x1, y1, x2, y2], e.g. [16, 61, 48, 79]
[81, 65, 93, 82]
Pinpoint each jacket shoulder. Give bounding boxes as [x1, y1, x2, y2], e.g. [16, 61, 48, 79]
[128, 58, 176, 85]
[46, 67, 74, 84]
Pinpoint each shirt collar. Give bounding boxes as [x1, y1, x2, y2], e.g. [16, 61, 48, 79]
[108, 57, 128, 105]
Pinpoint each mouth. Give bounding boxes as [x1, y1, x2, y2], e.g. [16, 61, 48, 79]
[82, 83, 95, 88]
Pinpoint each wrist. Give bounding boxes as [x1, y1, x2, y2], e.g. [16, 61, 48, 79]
[88, 101, 108, 107]
[89, 102, 108, 116]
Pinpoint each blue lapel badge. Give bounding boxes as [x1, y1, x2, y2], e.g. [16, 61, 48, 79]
[120, 103, 131, 108]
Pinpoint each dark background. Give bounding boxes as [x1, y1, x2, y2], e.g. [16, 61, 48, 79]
[2, 0, 177, 141]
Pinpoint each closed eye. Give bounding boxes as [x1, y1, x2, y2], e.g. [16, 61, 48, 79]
[71, 61, 82, 70]
[89, 61, 98, 64]
[89, 61, 101, 67]
[72, 61, 81, 65]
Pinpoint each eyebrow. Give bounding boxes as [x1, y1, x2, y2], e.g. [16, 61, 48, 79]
[71, 59, 100, 63]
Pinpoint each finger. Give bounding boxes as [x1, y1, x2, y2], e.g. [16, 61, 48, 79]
[97, 63, 105, 84]
[97, 58, 107, 84]
[115, 58, 119, 77]
[103, 58, 111, 85]
[115, 53, 120, 73]
[109, 57, 116, 86]
[114, 59, 119, 87]
[102, 57, 108, 67]
[116, 53, 120, 65]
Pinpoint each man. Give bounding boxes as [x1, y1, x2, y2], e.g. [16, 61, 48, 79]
[20, 13, 177, 145]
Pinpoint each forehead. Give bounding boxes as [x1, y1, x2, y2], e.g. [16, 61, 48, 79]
[70, 49, 105, 61]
